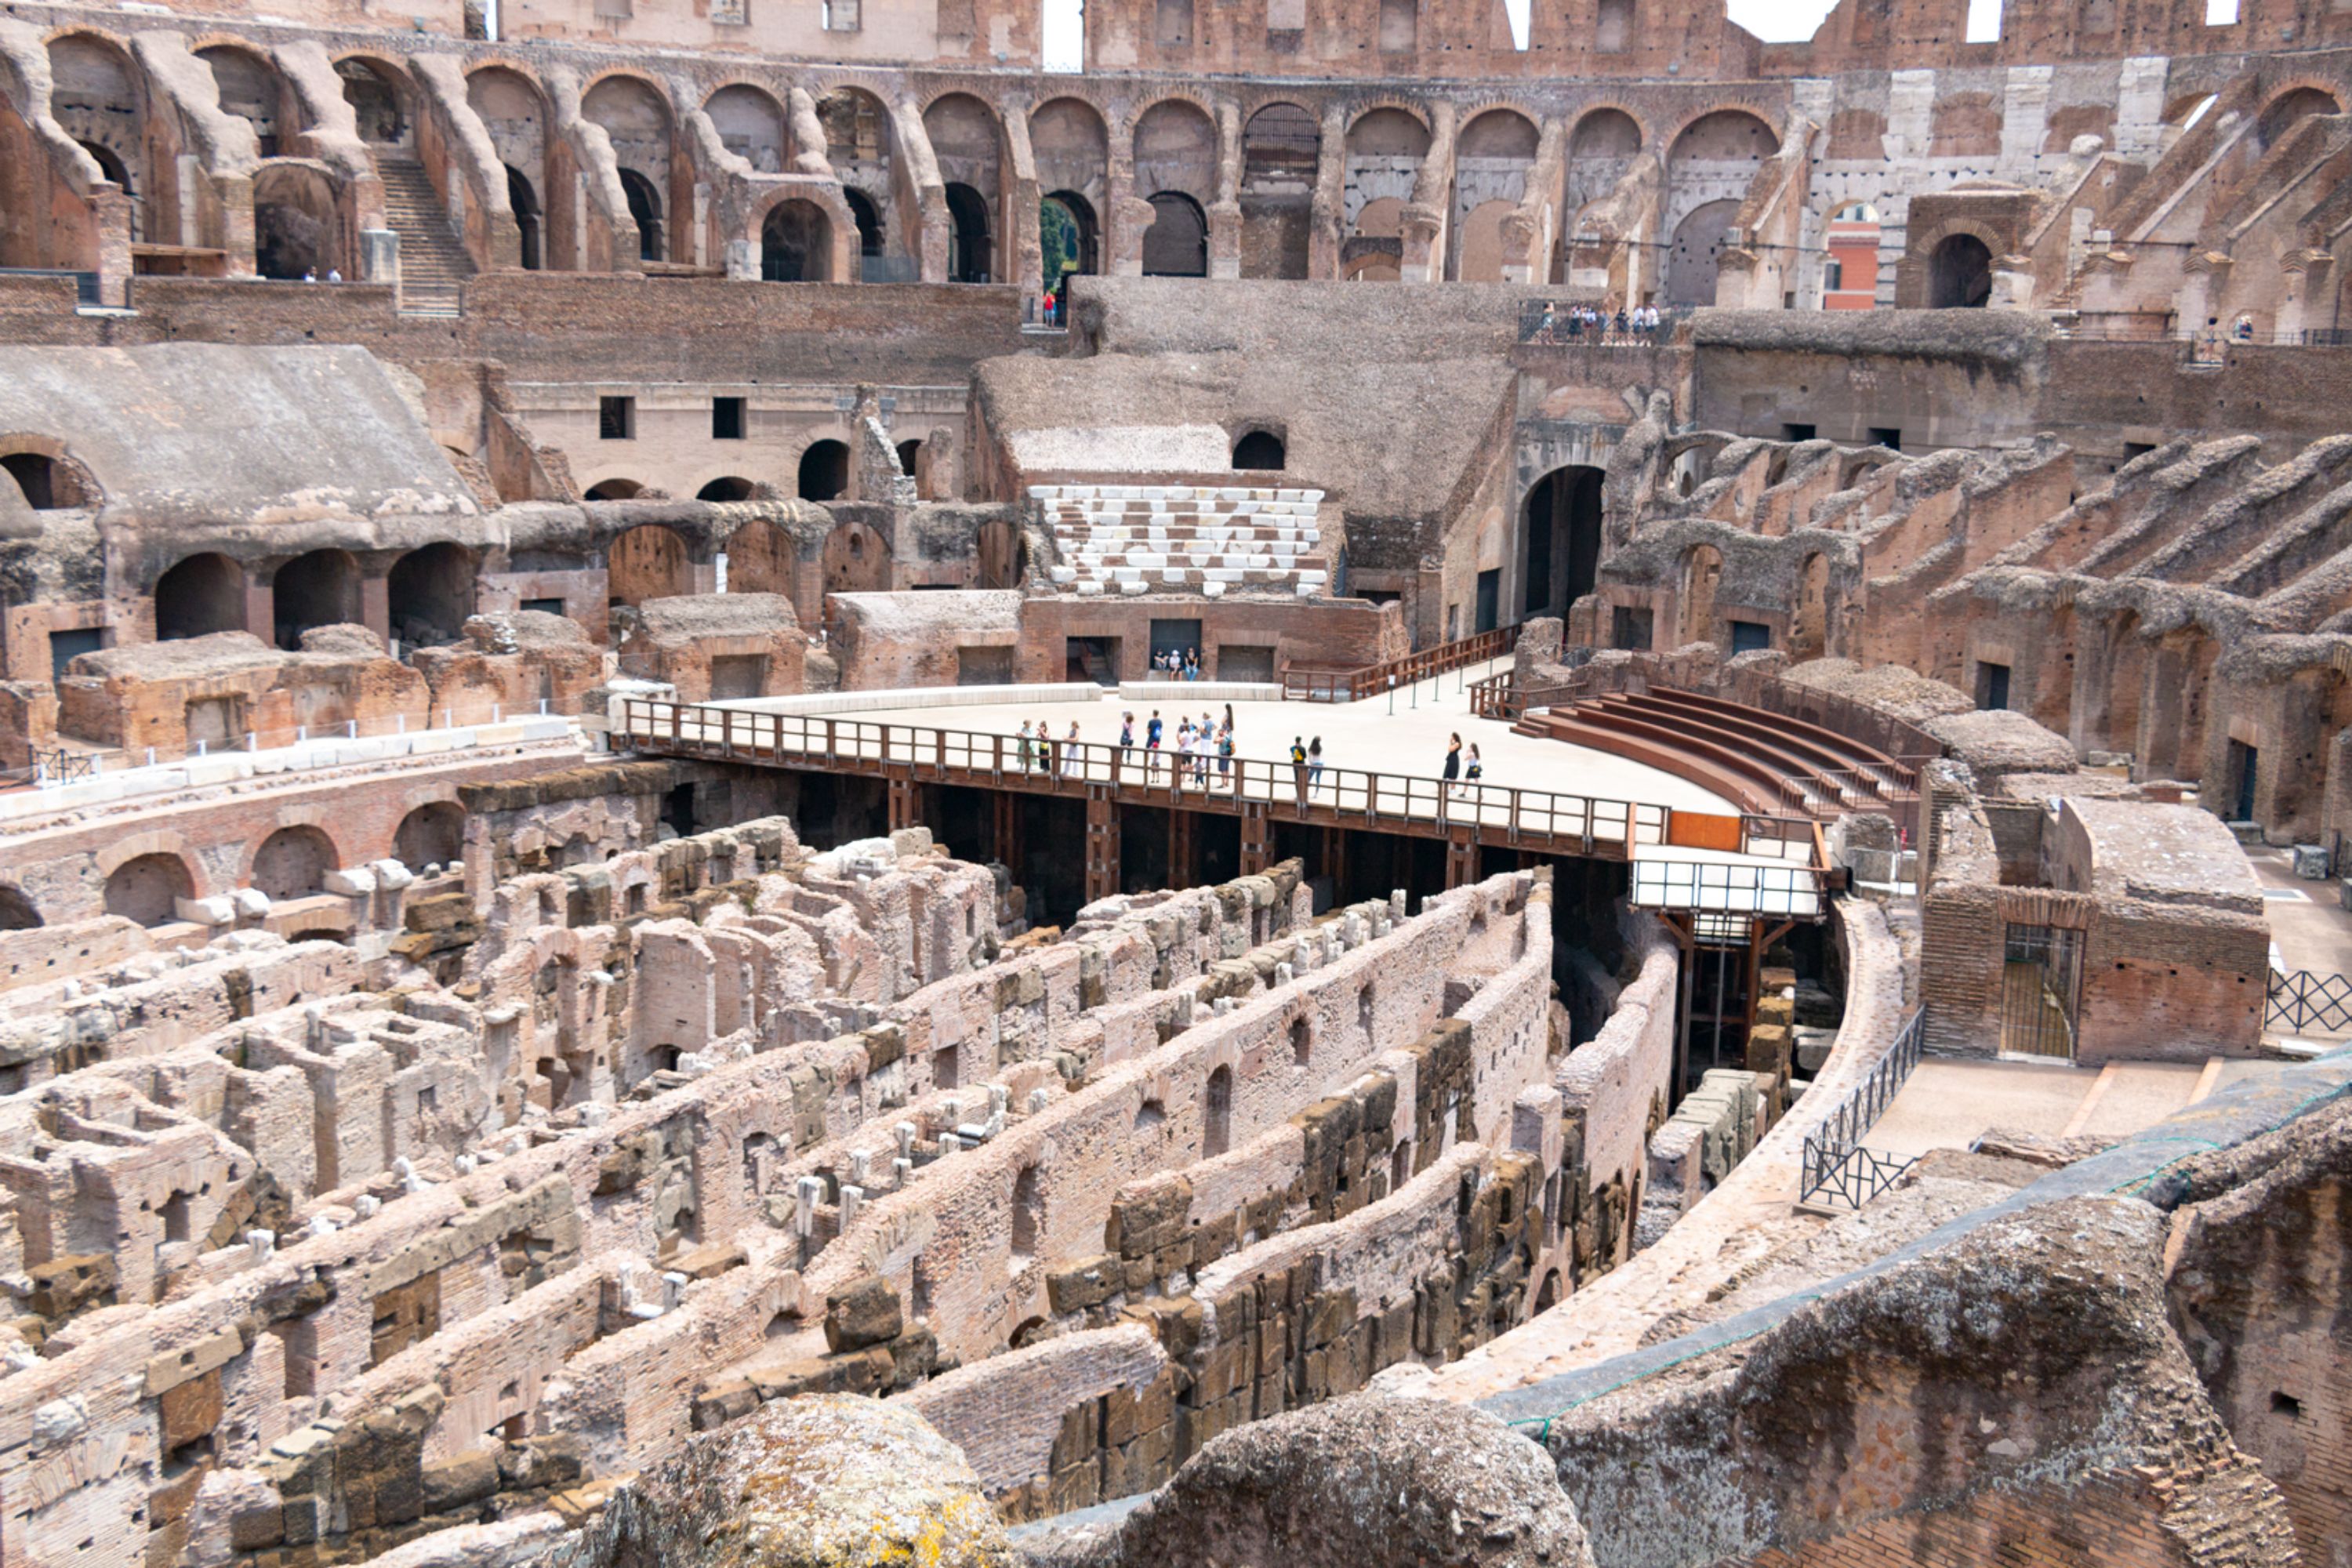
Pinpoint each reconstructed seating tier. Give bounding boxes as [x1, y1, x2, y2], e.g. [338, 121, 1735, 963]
[1515, 687, 1918, 818]
[1031, 484, 1330, 597]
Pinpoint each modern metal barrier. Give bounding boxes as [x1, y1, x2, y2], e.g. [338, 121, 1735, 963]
[1798, 1006, 1926, 1210]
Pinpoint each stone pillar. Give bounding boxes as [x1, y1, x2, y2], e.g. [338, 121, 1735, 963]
[1400, 100, 1457, 285]
[1207, 100, 1243, 281]
[2278, 251, 2331, 343]
[1307, 103, 1346, 281]
[360, 227, 400, 292]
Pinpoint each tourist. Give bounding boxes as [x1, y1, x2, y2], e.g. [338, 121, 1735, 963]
[1217, 720, 1233, 784]
[1120, 710, 1135, 761]
[1465, 743, 1483, 787]
[327, 268, 343, 284]
[1177, 720, 1195, 786]
[1064, 720, 1083, 779]
[1017, 720, 1034, 774]
[1147, 709, 1163, 777]
[1036, 716, 1054, 775]
[303, 268, 317, 284]
[1308, 735, 1324, 796]
[1184, 648, 1200, 681]
[1443, 732, 1463, 797]
[1290, 735, 1309, 805]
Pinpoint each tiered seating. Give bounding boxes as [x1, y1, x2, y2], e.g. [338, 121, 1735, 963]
[1515, 687, 1919, 819]
[1030, 484, 1330, 597]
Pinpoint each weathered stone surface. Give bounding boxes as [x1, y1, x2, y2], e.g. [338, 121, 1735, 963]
[593, 1394, 1014, 1568]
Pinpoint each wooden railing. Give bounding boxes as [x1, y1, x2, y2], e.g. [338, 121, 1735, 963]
[1283, 624, 1519, 703]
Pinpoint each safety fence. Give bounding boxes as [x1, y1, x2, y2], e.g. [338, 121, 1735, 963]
[1798, 1006, 1926, 1210]
[2267, 968, 2352, 1036]
[1282, 623, 1518, 703]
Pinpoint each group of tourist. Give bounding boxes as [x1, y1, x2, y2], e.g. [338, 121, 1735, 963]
[1014, 717, 1088, 779]
[1153, 648, 1203, 680]
[1120, 706, 1241, 786]
[1532, 301, 1665, 343]
[1004, 711, 1482, 804]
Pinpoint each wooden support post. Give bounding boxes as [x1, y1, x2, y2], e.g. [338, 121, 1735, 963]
[1085, 792, 1120, 903]
[1239, 801, 1270, 876]
[1170, 806, 1197, 889]
[887, 775, 920, 833]
[1444, 829, 1476, 890]
[993, 789, 1020, 871]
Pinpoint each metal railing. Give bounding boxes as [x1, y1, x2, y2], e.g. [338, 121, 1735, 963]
[615, 696, 1733, 858]
[1798, 1006, 1925, 1210]
[1282, 624, 1518, 703]
[2267, 967, 2352, 1036]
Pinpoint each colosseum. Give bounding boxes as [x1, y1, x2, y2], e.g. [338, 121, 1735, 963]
[2, 0, 2352, 1560]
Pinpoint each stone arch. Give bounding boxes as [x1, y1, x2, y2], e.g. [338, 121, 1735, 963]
[1232, 429, 1286, 470]
[842, 187, 884, 269]
[387, 542, 475, 648]
[2256, 85, 2338, 151]
[924, 93, 1004, 284]
[1452, 107, 1538, 281]
[706, 82, 786, 173]
[822, 519, 888, 593]
[250, 825, 339, 899]
[583, 74, 673, 262]
[1033, 97, 1108, 288]
[1345, 195, 1405, 281]
[1665, 107, 1778, 253]
[1570, 106, 1643, 158]
[1343, 107, 1426, 284]
[584, 478, 642, 499]
[1041, 191, 1099, 290]
[1681, 543, 1724, 646]
[336, 55, 409, 145]
[1240, 102, 1317, 280]
[818, 86, 895, 266]
[195, 42, 289, 157]
[49, 34, 147, 241]
[1134, 98, 1218, 212]
[468, 65, 550, 270]
[1664, 198, 1740, 307]
[799, 440, 850, 502]
[760, 198, 833, 281]
[0, 436, 96, 510]
[105, 852, 193, 927]
[155, 552, 245, 641]
[0, 883, 39, 931]
[1927, 231, 1993, 308]
[1521, 466, 1604, 620]
[393, 800, 466, 869]
[1142, 191, 1207, 277]
[724, 517, 797, 594]
[699, 477, 756, 501]
[608, 522, 693, 607]
[272, 548, 361, 650]
[252, 162, 340, 280]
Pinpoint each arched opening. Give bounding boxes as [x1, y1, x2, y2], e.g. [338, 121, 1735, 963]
[1522, 466, 1604, 619]
[618, 169, 663, 262]
[1455, 199, 1517, 285]
[1535, 1269, 1563, 1312]
[760, 199, 832, 282]
[724, 518, 796, 593]
[706, 83, 786, 172]
[822, 521, 890, 593]
[1040, 191, 1098, 292]
[1232, 430, 1286, 471]
[1, 452, 85, 510]
[1010, 1164, 1044, 1261]
[0, 884, 41, 931]
[697, 477, 755, 501]
[842, 188, 884, 269]
[155, 554, 245, 641]
[607, 523, 693, 607]
[1142, 191, 1208, 278]
[387, 543, 474, 648]
[895, 438, 924, 492]
[253, 164, 339, 281]
[52, 36, 145, 239]
[1664, 198, 1740, 307]
[2257, 88, 2338, 151]
[1240, 103, 1318, 280]
[338, 57, 407, 145]
[106, 853, 191, 927]
[1928, 233, 1993, 308]
[798, 441, 849, 502]
[251, 826, 338, 901]
[1344, 108, 1426, 282]
[1344, 195, 1405, 282]
[393, 801, 465, 869]
[197, 45, 285, 157]
[78, 140, 135, 238]
[942, 182, 992, 283]
[1203, 1064, 1233, 1157]
[1289, 1014, 1312, 1065]
[585, 479, 642, 499]
[506, 165, 543, 270]
[1681, 543, 1725, 646]
[1452, 109, 1538, 281]
[1791, 553, 1829, 660]
[271, 550, 361, 650]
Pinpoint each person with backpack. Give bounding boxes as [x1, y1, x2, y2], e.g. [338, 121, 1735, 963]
[1146, 710, 1163, 779]
[1290, 735, 1309, 806]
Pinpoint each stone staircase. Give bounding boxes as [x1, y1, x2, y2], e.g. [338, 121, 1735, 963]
[1032, 484, 1329, 597]
[372, 148, 473, 317]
